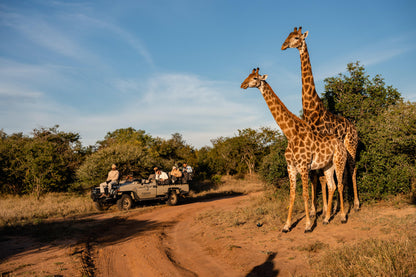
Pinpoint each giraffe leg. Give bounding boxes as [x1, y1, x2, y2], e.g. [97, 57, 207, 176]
[319, 174, 328, 217]
[345, 134, 360, 211]
[310, 172, 318, 217]
[336, 154, 347, 223]
[283, 165, 297, 233]
[301, 172, 312, 232]
[351, 160, 360, 211]
[323, 167, 336, 225]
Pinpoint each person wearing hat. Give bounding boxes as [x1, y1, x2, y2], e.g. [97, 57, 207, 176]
[100, 164, 120, 195]
[170, 166, 182, 183]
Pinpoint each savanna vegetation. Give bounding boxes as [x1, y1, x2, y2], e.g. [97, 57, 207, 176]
[1, 62, 416, 276]
[1, 62, 415, 202]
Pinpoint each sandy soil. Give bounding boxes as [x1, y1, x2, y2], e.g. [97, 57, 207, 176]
[1, 193, 415, 277]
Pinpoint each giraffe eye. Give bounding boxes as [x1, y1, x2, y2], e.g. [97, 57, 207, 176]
[294, 37, 299, 40]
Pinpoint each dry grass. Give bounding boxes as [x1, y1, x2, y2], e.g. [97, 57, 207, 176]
[311, 234, 416, 277]
[0, 192, 95, 228]
[189, 174, 264, 198]
[194, 175, 416, 277]
[195, 181, 305, 232]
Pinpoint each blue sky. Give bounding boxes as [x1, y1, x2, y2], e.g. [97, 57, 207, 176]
[1, 0, 415, 148]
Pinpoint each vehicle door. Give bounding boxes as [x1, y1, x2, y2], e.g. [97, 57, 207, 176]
[136, 180, 157, 199]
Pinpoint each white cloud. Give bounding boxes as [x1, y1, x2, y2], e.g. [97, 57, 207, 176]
[0, 71, 272, 148]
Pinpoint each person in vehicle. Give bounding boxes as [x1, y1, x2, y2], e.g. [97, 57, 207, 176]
[100, 164, 119, 196]
[154, 167, 169, 185]
[181, 162, 193, 183]
[170, 166, 182, 183]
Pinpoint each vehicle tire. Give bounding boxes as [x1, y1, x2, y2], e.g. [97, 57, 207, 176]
[166, 191, 178, 206]
[94, 201, 110, 211]
[94, 201, 105, 211]
[117, 194, 133, 211]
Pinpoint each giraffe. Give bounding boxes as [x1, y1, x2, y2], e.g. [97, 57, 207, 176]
[241, 68, 347, 232]
[281, 27, 360, 213]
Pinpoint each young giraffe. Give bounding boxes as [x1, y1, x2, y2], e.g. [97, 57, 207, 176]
[281, 27, 360, 213]
[241, 68, 347, 232]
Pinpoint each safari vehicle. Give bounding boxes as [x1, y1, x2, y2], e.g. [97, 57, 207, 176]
[90, 175, 190, 211]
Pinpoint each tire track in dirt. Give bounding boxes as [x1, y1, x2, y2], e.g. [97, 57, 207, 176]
[93, 195, 248, 277]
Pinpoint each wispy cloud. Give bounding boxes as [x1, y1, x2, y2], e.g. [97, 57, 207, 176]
[0, 71, 270, 148]
[315, 34, 414, 81]
[0, 11, 93, 62]
[72, 13, 155, 68]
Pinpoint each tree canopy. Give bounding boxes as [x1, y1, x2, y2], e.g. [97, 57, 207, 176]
[322, 62, 415, 199]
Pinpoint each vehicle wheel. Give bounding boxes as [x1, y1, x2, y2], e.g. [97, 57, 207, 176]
[94, 201, 110, 211]
[117, 194, 133, 211]
[166, 191, 178, 206]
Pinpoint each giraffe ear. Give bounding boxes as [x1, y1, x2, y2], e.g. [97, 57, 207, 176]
[260, 74, 268, 81]
[303, 31, 309, 39]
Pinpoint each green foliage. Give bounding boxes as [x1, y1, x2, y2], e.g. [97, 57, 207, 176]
[76, 128, 197, 188]
[357, 102, 416, 198]
[0, 126, 85, 197]
[323, 61, 402, 124]
[207, 127, 282, 176]
[76, 143, 152, 188]
[259, 137, 288, 186]
[322, 62, 415, 199]
[211, 174, 223, 186]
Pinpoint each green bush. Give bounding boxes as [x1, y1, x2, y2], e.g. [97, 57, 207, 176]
[323, 62, 415, 199]
[76, 143, 154, 188]
[259, 138, 288, 186]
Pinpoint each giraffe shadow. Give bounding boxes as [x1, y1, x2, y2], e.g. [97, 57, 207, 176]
[246, 252, 279, 277]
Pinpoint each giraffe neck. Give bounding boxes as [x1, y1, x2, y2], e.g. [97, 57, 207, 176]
[258, 81, 306, 140]
[299, 44, 324, 119]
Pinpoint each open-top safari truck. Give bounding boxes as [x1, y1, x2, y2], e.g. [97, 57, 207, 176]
[90, 174, 190, 211]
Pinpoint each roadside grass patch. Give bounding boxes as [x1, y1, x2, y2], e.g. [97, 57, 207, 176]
[195, 182, 305, 232]
[0, 192, 95, 229]
[311, 234, 416, 277]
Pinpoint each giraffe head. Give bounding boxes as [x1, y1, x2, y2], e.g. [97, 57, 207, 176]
[241, 68, 268, 89]
[281, 26, 309, 52]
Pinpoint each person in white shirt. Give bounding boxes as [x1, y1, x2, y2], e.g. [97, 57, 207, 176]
[154, 167, 169, 184]
[100, 164, 119, 195]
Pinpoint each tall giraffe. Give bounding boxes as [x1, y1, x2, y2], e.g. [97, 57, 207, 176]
[241, 68, 347, 232]
[281, 27, 360, 212]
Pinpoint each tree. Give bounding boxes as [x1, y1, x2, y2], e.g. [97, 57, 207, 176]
[77, 128, 197, 188]
[208, 127, 282, 176]
[259, 136, 288, 186]
[322, 61, 401, 125]
[76, 143, 152, 188]
[0, 126, 85, 196]
[322, 62, 415, 199]
[358, 101, 416, 197]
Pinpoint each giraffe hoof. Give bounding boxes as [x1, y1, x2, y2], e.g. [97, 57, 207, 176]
[304, 228, 312, 233]
[341, 217, 347, 224]
[323, 220, 329, 225]
[282, 226, 290, 233]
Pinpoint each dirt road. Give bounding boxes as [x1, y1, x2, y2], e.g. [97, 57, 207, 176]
[1, 193, 415, 276]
